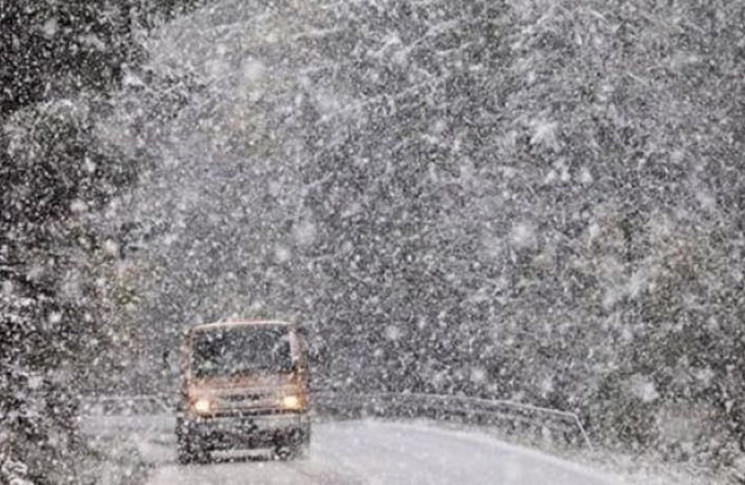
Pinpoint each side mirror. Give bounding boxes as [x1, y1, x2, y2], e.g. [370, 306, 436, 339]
[162, 348, 180, 376]
[308, 339, 327, 366]
[291, 361, 310, 386]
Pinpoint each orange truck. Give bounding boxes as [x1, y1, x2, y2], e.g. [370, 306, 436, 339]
[176, 320, 310, 463]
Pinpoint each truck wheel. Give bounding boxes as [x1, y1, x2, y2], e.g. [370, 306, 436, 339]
[177, 419, 207, 465]
[177, 432, 195, 465]
[294, 427, 311, 459]
[273, 445, 293, 460]
[178, 435, 209, 464]
[282, 430, 311, 460]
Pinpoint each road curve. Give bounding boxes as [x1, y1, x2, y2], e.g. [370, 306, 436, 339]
[146, 420, 620, 485]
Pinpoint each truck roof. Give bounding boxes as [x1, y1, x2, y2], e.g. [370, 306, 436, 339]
[190, 319, 293, 333]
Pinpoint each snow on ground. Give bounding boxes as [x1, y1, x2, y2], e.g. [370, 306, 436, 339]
[145, 420, 621, 485]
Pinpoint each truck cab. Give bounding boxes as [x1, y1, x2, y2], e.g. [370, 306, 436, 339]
[176, 320, 310, 463]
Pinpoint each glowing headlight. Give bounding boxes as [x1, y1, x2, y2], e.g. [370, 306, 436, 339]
[282, 395, 302, 410]
[192, 397, 212, 414]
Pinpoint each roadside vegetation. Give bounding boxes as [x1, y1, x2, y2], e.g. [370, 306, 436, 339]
[0, 1, 203, 483]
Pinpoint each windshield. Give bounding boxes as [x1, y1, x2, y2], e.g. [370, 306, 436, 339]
[191, 326, 292, 377]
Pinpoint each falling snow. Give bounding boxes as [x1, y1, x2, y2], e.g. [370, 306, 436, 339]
[1, 1, 744, 484]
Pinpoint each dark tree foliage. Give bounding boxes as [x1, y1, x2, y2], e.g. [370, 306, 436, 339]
[0, 0, 202, 116]
[0, 0, 205, 482]
[1, 1, 129, 115]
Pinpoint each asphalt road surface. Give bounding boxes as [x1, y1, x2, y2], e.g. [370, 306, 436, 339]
[146, 420, 620, 485]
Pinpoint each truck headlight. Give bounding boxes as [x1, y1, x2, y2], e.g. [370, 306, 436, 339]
[282, 395, 303, 410]
[192, 397, 213, 414]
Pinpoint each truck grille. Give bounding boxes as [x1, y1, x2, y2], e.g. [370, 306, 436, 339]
[222, 393, 264, 402]
[214, 390, 279, 415]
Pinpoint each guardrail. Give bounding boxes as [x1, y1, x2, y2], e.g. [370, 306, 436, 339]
[80, 394, 170, 416]
[79, 395, 173, 436]
[78, 391, 592, 449]
[312, 391, 592, 449]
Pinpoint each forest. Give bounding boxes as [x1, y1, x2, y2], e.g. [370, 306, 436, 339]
[2, 0, 744, 482]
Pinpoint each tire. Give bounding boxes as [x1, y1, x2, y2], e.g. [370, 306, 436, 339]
[177, 432, 195, 465]
[177, 418, 207, 465]
[273, 445, 293, 461]
[275, 427, 311, 460]
[177, 442, 193, 464]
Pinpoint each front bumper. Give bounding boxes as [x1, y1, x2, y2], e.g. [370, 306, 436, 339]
[179, 412, 310, 451]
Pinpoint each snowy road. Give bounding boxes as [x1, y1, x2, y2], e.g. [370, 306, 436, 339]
[146, 420, 620, 485]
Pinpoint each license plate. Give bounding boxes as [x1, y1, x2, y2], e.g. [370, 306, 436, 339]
[237, 419, 258, 432]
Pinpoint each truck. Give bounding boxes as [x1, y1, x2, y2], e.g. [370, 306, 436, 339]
[175, 320, 310, 463]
